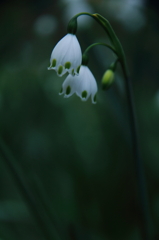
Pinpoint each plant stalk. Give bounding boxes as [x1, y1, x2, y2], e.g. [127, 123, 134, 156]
[121, 63, 152, 240]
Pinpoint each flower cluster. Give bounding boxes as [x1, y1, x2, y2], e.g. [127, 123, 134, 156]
[48, 33, 98, 104]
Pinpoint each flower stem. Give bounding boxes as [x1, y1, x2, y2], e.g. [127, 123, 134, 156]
[83, 42, 117, 56]
[90, 12, 153, 238]
[0, 136, 61, 240]
[120, 63, 152, 240]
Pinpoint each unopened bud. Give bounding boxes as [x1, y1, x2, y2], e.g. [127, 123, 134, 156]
[101, 69, 115, 90]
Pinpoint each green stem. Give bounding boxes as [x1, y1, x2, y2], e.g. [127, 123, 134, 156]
[83, 42, 117, 56]
[120, 63, 152, 240]
[87, 12, 153, 239]
[68, 12, 94, 20]
[68, 12, 113, 45]
[0, 136, 61, 240]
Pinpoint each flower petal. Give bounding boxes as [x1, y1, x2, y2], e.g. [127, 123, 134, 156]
[59, 74, 77, 98]
[49, 33, 82, 76]
[75, 66, 97, 103]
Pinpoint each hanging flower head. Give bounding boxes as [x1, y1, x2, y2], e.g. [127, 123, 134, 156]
[48, 18, 82, 77]
[59, 64, 98, 104]
[47, 13, 120, 104]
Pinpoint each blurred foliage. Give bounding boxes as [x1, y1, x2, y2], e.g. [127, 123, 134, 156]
[0, 0, 159, 240]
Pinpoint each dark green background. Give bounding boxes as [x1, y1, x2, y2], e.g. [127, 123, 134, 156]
[0, 0, 159, 239]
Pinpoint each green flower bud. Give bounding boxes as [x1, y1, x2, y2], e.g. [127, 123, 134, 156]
[102, 69, 115, 90]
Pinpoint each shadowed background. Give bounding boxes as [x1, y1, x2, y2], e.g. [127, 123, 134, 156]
[0, 0, 159, 239]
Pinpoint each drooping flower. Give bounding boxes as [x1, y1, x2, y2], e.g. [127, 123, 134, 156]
[59, 65, 97, 104]
[48, 33, 82, 77]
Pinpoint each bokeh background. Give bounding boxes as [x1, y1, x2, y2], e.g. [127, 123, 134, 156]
[0, 0, 159, 239]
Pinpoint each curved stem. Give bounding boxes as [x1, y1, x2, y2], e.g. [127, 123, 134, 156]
[120, 62, 152, 240]
[86, 12, 153, 238]
[83, 42, 117, 56]
[69, 12, 113, 46]
[0, 136, 61, 240]
[69, 12, 93, 19]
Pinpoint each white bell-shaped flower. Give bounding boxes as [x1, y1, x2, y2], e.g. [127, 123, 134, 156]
[59, 73, 77, 98]
[59, 65, 98, 104]
[48, 33, 82, 77]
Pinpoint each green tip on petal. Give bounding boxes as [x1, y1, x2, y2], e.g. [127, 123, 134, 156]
[93, 94, 97, 103]
[66, 86, 71, 95]
[52, 59, 56, 67]
[82, 91, 87, 99]
[65, 62, 71, 69]
[71, 69, 75, 75]
[58, 66, 63, 75]
[76, 65, 80, 74]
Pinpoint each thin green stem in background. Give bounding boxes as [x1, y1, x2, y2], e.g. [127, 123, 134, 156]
[0, 137, 61, 240]
[121, 64, 153, 240]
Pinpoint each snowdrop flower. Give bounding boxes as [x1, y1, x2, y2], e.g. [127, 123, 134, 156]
[48, 33, 82, 76]
[59, 65, 97, 104]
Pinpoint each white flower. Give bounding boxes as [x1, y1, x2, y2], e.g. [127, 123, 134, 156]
[48, 33, 82, 76]
[59, 65, 98, 104]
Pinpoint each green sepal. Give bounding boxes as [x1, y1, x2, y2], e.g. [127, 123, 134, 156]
[67, 18, 78, 34]
[82, 54, 89, 66]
